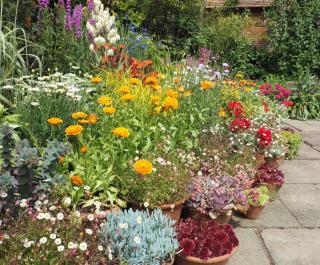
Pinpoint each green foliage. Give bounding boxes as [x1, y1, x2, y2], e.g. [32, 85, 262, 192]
[0, 125, 15, 172]
[267, 0, 320, 76]
[0, 1, 42, 86]
[280, 130, 302, 160]
[100, 209, 178, 265]
[112, 0, 145, 26]
[244, 186, 269, 207]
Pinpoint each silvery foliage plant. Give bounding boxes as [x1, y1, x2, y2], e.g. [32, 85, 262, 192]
[100, 209, 178, 265]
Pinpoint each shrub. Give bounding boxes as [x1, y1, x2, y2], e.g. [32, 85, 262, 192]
[280, 130, 302, 159]
[256, 166, 285, 187]
[100, 209, 178, 265]
[267, 0, 320, 76]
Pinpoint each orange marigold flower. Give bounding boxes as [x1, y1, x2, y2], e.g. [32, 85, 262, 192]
[144, 76, 159, 87]
[162, 96, 179, 111]
[78, 119, 90, 125]
[65, 125, 83, 136]
[133, 159, 153, 175]
[103, 107, 116, 114]
[72, 112, 87, 119]
[58, 156, 65, 163]
[200, 80, 215, 90]
[166, 89, 179, 98]
[47, 117, 63, 125]
[80, 145, 87, 154]
[150, 95, 161, 105]
[120, 94, 135, 102]
[71, 175, 84, 186]
[97, 96, 112, 105]
[178, 86, 185, 92]
[88, 114, 98, 124]
[173, 78, 180, 84]
[129, 78, 140, 86]
[118, 85, 130, 94]
[91, 76, 103, 84]
[244, 87, 252, 93]
[112, 127, 129, 138]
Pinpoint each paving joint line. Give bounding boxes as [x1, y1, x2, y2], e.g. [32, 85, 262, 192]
[255, 228, 275, 265]
[278, 196, 303, 228]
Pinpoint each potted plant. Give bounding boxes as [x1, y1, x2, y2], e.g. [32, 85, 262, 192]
[255, 166, 285, 201]
[254, 127, 273, 169]
[100, 209, 178, 265]
[175, 218, 239, 265]
[280, 130, 302, 160]
[264, 142, 286, 168]
[185, 163, 247, 224]
[125, 157, 191, 222]
[243, 186, 269, 219]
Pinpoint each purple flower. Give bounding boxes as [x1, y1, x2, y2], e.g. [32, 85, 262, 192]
[87, 0, 94, 13]
[58, 0, 65, 7]
[65, 0, 73, 30]
[39, 0, 50, 9]
[72, 4, 83, 38]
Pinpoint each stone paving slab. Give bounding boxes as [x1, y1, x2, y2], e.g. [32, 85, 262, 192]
[296, 143, 320, 160]
[279, 160, 320, 184]
[302, 132, 320, 147]
[285, 120, 320, 132]
[229, 229, 270, 265]
[232, 199, 299, 228]
[262, 229, 320, 265]
[280, 184, 320, 227]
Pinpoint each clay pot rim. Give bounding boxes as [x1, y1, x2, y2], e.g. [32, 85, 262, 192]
[178, 246, 238, 263]
[255, 182, 282, 188]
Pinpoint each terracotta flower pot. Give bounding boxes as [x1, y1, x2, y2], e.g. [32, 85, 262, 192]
[264, 157, 284, 169]
[256, 183, 281, 201]
[245, 205, 264, 219]
[129, 199, 186, 222]
[185, 207, 233, 224]
[174, 246, 238, 265]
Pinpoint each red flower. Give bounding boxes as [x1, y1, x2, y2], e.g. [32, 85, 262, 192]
[262, 102, 269, 112]
[229, 118, 251, 132]
[257, 127, 272, 146]
[180, 238, 196, 256]
[282, 100, 294, 107]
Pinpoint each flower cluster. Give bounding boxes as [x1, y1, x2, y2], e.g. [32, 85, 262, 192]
[257, 127, 273, 147]
[176, 219, 239, 260]
[243, 186, 269, 207]
[258, 83, 294, 107]
[256, 166, 285, 186]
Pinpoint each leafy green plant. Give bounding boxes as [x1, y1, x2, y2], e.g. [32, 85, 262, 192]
[100, 209, 178, 265]
[267, 0, 320, 76]
[244, 186, 269, 207]
[280, 130, 302, 160]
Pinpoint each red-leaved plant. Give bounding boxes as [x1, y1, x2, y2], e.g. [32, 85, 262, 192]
[256, 166, 285, 186]
[175, 219, 239, 260]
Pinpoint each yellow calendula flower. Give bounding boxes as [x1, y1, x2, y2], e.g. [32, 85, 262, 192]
[65, 125, 83, 136]
[150, 95, 161, 105]
[78, 119, 90, 125]
[112, 127, 130, 138]
[166, 89, 179, 99]
[173, 78, 180, 84]
[72, 112, 87, 119]
[88, 114, 98, 124]
[118, 85, 130, 94]
[91, 76, 103, 84]
[159, 74, 166, 79]
[129, 78, 140, 86]
[162, 96, 179, 111]
[97, 96, 112, 105]
[200, 80, 215, 90]
[244, 87, 252, 93]
[219, 107, 227, 117]
[178, 86, 185, 92]
[144, 76, 159, 87]
[184, 90, 193, 97]
[47, 117, 63, 125]
[154, 106, 162, 114]
[80, 145, 87, 154]
[133, 159, 153, 175]
[103, 107, 116, 114]
[151, 84, 161, 91]
[120, 94, 135, 102]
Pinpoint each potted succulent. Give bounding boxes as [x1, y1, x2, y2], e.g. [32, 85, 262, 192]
[175, 218, 239, 265]
[100, 209, 178, 265]
[255, 166, 285, 201]
[243, 186, 269, 219]
[185, 164, 247, 224]
[125, 157, 191, 222]
[264, 142, 286, 168]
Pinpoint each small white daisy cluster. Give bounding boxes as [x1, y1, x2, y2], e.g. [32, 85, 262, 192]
[87, 0, 120, 52]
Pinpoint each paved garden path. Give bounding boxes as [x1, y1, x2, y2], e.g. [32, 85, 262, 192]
[228, 120, 320, 265]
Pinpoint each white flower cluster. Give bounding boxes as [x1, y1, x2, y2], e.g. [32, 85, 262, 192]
[87, 0, 120, 51]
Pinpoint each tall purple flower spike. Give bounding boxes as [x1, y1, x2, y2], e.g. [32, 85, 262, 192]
[87, 0, 94, 13]
[58, 0, 65, 7]
[72, 4, 83, 38]
[65, 0, 73, 30]
[39, 0, 50, 9]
